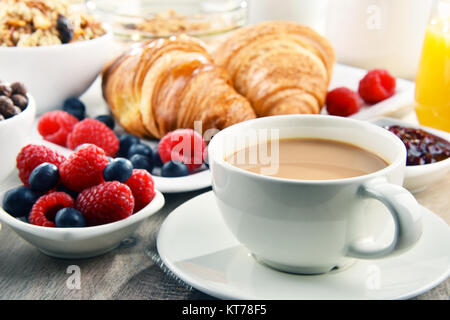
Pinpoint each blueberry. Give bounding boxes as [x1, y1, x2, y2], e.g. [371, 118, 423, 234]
[55, 208, 86, 228]
[103, 158, 134, 182]
[152, 147, 163, 167]
[128, 143, 153, 159]
[118, 134, 140, 157]
[29, 163, 59, 193]
[55, 184, 78, 199]
[161, 161, 189, 177]
[63, 97, 85, 120]
[2, 186, 40, 218]
[95, 115, 115, 130]
[16, 216, 28, 223]
[130, 154, 153, 172]
[57, 14, 74, 44]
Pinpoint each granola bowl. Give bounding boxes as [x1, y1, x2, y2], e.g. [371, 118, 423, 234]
[86, 0, 247, 48]
[0, 30, 113, 114]
[0, 0, 114, 113]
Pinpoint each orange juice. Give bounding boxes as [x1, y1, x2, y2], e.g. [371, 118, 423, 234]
[415, 17, 450, 132]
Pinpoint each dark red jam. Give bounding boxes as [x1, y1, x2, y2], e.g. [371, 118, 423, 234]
[385, 125, 450, 165]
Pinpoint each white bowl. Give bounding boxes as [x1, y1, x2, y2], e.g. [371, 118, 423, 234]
[0, 31, 114, 114]
[0, 189, 165, 259]
[370, 117, 450, 193]
[0, 95, 36, 183]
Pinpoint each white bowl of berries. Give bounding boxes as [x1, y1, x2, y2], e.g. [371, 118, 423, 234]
[0, 143, 165, 259]
[0, 82, 36, 183]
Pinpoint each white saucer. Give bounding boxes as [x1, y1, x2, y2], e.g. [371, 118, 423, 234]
[157, 191, 450, 300]
[152, 169, 211, 194]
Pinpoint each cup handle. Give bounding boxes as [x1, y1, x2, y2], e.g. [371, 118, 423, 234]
[347, 178, 423, 259]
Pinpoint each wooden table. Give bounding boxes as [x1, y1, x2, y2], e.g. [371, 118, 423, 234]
[0, 171, 448, 300]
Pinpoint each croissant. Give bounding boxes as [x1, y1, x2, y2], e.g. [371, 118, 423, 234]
[102, 36, 256, 139]
[213, 21, 335, 116]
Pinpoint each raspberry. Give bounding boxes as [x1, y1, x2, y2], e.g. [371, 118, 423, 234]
[67, 118, 119, 157]
[158, 129, 206, 172]
[358, 69, 396, 104]
[29, 192, 74, 227]
[326, 87, 362, 117]
[37, 111, 78, 146]
[16, 144, 66, 186]
[125, 169, 155, 213]
[76, 181, 134, 226]
[59, 144, 109, 192]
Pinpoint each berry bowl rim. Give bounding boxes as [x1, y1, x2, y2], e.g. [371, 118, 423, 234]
[0, 188, 165, 241]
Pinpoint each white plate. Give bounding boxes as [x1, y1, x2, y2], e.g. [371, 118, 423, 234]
[157, 191, 450, 300]
[323, 64, 415, 120]
[370, 117, 450, 194]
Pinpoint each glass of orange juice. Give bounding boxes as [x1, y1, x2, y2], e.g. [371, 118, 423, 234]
[415, 0, 450, 132]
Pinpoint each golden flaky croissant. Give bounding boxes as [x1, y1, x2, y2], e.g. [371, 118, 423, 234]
[213, 21, 335, 116]
[102, 36, 256, 138]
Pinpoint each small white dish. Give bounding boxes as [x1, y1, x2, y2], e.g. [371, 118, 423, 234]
[0, 95, 36, 183]
[152, 169, 211, 193]
[157, 191, 450, 300]
[0, 186, 165, 259]
[0, 30, 114, 114]
[370, 117, 450, 193]
[136, 139, 211, 193]
[322, 64, 415, 119]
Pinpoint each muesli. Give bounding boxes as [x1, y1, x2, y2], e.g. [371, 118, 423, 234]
[0, 0, 106, 47]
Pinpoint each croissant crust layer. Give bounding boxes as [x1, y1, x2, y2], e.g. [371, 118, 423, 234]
[102, 36, 256, 139]
[213, 21, 336, 116]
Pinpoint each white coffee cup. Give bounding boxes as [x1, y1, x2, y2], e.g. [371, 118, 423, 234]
[208, 115, 423, 274]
